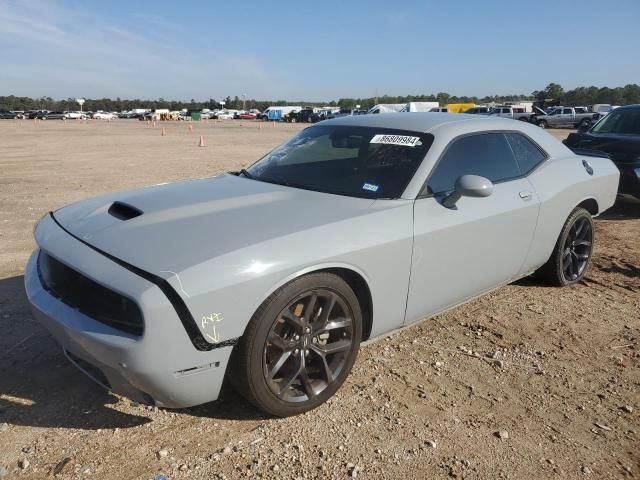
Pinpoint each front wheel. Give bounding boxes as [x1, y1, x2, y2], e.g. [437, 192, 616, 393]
[230, 272, 362, 417]
[535, 207, 594, 286]
[538, 120, 548, 129]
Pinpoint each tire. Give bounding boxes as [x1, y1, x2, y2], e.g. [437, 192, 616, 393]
[580, 119, 591, 129]
[535, 207, 594, 286]
[230, 272, 362, 417]
[538, 120, 548, 129]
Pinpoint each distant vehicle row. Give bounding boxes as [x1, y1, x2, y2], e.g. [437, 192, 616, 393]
[0, 103, 623, 130]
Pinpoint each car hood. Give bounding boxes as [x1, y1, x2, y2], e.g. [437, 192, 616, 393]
[53, 174, 376, 276]
[565, 132, 640, 165]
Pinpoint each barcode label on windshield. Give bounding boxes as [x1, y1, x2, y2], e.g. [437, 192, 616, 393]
[370, 134, 420, 147]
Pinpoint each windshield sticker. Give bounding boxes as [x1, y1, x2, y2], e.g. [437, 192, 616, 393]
[362, 183, 379, 192]
[370, 134, 420, 147]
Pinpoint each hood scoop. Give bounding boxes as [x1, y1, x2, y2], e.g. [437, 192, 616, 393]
[108, 201, 143, 221]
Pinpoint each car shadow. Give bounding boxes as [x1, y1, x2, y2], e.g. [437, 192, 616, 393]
[597, 195, 640, 221]
[0, 275, 266, 430]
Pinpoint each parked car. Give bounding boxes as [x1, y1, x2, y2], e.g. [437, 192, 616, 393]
[93, 112, 117, 120]
[28, 110, 49, 119]
[429, 107, 448, 113]
[463, 107, 492, 115]
[0, 110, 20, 119]
[564, 104, 640, 199]
[536, 107, 597, 129]
[239, 112, 257, 120]
[41, 111, 65, 120]
[591, 104, 614, 116]
[489, 106, 541, 122]
[326, 108, 359, 120]
[294, 108, 322, 123]
[216, 110, 235, 120]
[25, 114, 618, 417]
[64, 111, 87, 120]
[368, 103, 406, 114]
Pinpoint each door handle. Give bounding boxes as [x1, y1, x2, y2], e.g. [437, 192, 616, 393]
[519, 190, 532, 200]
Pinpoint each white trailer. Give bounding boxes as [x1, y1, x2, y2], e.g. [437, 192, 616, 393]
[401, 102, 440, 112]
[503, 101, 534, 112]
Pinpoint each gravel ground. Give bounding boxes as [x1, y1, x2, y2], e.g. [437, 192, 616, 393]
[0, 119, 638, 479]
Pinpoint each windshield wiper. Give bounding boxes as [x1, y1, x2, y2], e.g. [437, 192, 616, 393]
[238, 168, 254, 179]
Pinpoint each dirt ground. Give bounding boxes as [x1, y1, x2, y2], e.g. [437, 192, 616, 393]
[0, 119, 638, 480]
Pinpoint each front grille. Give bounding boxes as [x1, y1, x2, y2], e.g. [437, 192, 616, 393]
[37, 251, 144, 335]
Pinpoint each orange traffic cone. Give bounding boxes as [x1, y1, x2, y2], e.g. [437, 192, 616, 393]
[188, 124, 193, 132]
[161, 127, 167, 136]
[198, 135, 205, 147]
[153, 120, 156, 128]
[259, 123, 262, 130]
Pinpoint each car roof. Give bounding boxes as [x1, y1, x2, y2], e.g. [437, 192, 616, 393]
[612, 104, 640, 111]
[322, 112, 518, 134]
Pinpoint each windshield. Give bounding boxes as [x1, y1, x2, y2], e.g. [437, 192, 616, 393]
[591, 108, 640, 135]
[245, 125, 433, 199]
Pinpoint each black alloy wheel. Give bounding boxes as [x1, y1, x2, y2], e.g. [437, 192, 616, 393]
[561, 215, 593, 282]
[230, 272, 362, 417]
[263, 289, 354, 402]
[536, 207, 595, 286]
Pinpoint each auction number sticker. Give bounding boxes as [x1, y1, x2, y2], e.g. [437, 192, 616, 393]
[362, 183, 379, 192]
[370, 134, 420, 147]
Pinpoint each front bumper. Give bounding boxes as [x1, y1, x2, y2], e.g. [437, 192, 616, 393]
[616, 164, 640, 198]
[24, 215, 233, 408]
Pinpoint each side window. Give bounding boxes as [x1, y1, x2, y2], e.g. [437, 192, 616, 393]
[504, 133, 547, 174]
[426, 133, 520, 194]
[563, 109, 572, 115]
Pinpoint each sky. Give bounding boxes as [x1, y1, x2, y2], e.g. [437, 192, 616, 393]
[1, 0, 639, 101]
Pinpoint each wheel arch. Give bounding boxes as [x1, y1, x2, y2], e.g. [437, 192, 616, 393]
[576, 197, 599, 216]
[249, 263, 374, 342]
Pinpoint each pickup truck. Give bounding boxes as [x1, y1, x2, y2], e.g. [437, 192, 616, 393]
[536, 107, 597, 129]
[488, 106, 546, 123]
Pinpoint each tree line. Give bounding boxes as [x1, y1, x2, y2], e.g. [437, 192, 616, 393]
[1, 83, 639, 112]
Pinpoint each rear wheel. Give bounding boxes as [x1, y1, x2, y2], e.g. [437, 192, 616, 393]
[538, 120, 548, 129]
[580, 118, 592, 129]
[536, 207, 594, 286]
[230, 273, 362, 417]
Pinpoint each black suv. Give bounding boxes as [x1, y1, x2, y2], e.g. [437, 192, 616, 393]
[564, 104, 640, 199]
[293, 108, 322, 123]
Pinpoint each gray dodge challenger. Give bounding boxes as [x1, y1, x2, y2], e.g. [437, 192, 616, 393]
[25, 113, 619, 416]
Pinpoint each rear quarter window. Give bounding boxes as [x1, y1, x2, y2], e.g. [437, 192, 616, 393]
[504, 133, 547, 174]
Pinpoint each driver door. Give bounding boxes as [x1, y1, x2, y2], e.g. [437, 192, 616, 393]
[405, 132, 540, 324]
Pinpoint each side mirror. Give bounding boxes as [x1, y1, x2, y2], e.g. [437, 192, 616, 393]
[442, 175, 494, 209]
[577, 123, 590, 133]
